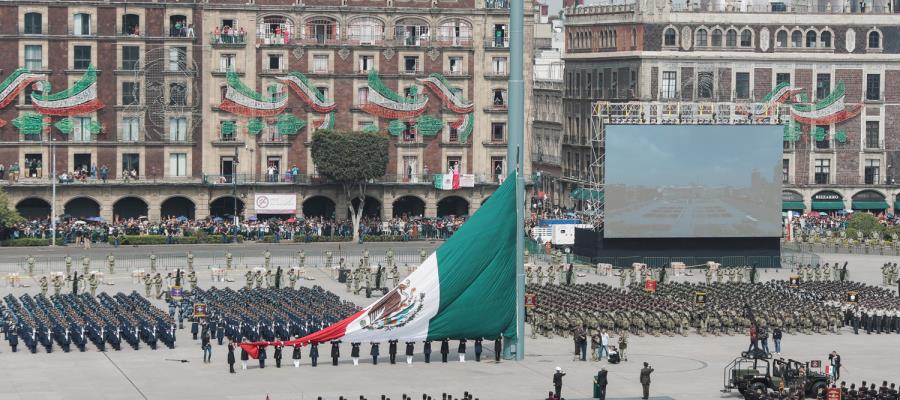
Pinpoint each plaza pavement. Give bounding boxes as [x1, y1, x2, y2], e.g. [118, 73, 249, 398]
[0, 246, 898, 400]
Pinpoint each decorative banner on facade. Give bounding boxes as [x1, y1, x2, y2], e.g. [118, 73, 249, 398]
[220, 70, 288, 117]
[789, 82, 862, 125]
[361, 71, 428, 120]
[314, 112, 335, 131]
[0, 68, 46, 127]
[254, 193, 297, 214]
[434, 171, 475, 190]
[753, 81, 862, 144]
[30, 65, 104, 116]
[417, 73, 474, 113]
[277, 72, 337, 113]
[449, 112, 475, 143]
[11, 113, 49, 136]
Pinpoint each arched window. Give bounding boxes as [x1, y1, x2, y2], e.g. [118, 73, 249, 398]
[350, 17, 385, 44]
[438, 18, 471, 47]
[805, 31, 817, 48]
[820, 31, 832, 48]
[868, 31, 880, 49]
[740, 29, 752, 47]
[663, 27, 676, 46]
[776, 30, 788, 48]
[711, 29, 722, 46]
[396, 18, 430, 47]
[695, 28, 708, 47]
[305, 17, 338, 44]
[24, 12, 43, 34]
[258, 16, 294, 45]
[725, 29, 737, 47]
[791, 30, 802, 47]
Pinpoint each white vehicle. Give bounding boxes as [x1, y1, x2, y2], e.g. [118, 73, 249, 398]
[551, 224, 592, 246]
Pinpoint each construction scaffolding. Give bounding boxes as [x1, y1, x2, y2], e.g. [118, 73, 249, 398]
[585, 100, 788, 230]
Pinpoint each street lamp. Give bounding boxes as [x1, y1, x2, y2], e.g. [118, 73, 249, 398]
[49, 133, 57, 246]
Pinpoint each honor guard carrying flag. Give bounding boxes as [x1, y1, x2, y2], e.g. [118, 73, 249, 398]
[405, 341, 415, 364]
[351, 342, 361, 365]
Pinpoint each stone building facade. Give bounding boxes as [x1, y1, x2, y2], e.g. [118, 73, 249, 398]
[561, 0, 900, 213]
[0, 0, 533, 222]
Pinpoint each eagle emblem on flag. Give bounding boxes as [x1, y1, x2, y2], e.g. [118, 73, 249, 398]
[359, 280, 425, 331]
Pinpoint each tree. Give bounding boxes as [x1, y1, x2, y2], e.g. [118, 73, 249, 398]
[0, 188, 25, 232]
[311, 129, 389, 242]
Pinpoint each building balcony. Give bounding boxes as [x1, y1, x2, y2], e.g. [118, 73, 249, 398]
[210, 34, 247, 47]
[346, 35, 386, 46]
[298, 35, 342, 46]
[433, 36, 474, 48]
[393, 35, 432, 48]
[485, 71, 510, 80]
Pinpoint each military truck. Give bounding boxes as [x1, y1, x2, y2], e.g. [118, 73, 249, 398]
[723, 354, 830, 398]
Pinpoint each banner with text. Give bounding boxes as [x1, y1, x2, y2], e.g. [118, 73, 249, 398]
[254, 194, 297, 214]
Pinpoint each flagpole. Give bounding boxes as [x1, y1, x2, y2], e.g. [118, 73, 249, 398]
[506, 0, 526, 361]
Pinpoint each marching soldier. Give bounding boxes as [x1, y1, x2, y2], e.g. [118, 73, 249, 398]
[386, 248, 394, 268]
[26, 255, 35, 276]
[244, 270, 253, 289]
[325, 250, 333, 269]
[39, 276, 48, 296]
[537, 266, 545, 286]
[619, 269, 627, 288]
[346, 265, 353, 293]
[188, 270, 198, 291]
[548, 265, 558, 285]
[363, 249, 370, 268]
[254, 270, 264, 289]
[52, 275, 63, 296]
[144, 274, 153, 297]
[287, 268, 297, 289]
[89, 272, 99, 296]
[706, 267, 713, 285]
[298, 250, 306, 269]
[152, 273, 163, 299]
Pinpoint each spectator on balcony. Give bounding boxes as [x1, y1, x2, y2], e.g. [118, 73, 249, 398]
[100, 164, 109, 183]
[290, 165, 300, 183]
[173, 20, 184, 37]
[0, 163, 5, 180]
[213, 26, 221, 43]
[187, 23, 195, 38]
[238, 27, 246, 43]
[9, 162, 19, 182]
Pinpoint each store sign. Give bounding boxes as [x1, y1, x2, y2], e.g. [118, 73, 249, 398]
[812, 191, 842, 201]
[782, 191, 803, 202]
[255, 194, 297, 214]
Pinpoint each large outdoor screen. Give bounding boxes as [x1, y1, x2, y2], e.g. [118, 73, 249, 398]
[604, 125, 783, 238]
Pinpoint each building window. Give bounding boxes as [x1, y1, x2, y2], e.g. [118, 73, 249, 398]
[73, 45, 91, 70]
[493, 89, 507, 106]
[403, 56, 419, 73]
[740, 29, 752, 47]
[867, 31, 880, 49]
[313, 55, 328, 73]
[816, 74, 831, 100]
[491, 156, 505, 181]
[695, 29, 707, 47]
[169, 83, 186, 106]
[776, 72, 791, 86]
[349, 17, 385, 44]
[697, 71, 713, 99]
[663, 28, 676, 46]
[805, 31, 817, 48]
[610, 71, 618, 98]
[122, 14, 140, 36]
[446, 156, 461, 173]
[725, 29, 737, 47]
[492, 57, 507, 75]
[122, 82, 140, 105]
[24, 45, 42, 70]
[169, 153, 187, 177]
[73, 13, 91, 36]
[169, 117, 187, 141]
[401, 122, 416, 142]
[395, 18, 430, 47]
[864, 159, 880, 185]
[815, 125, 830, 149]
[122, 46, 140, 70]
[782, 159, 790, 184]
[866, 74, 881, 101]
[448, 125, 459, 142]
[258, 15, 293, 45]
[865, 121, 880, 149]
[122, 153, 140, 177]
[814, 159, 830, 184]
[491, 122, 505, 142]
[24, 12, 42, 35]
[448, 56, 463, 75]
[791, 30, 802, 47]
[711, 29, 722, 46]
[169, 47, 187, 71]
[357, 87, 369, 106]
[661, 71, 677, 99]
[776, 30, 787, 48]
[305, 18, 337, 44]
[121, 117, 140, 141]
[267, 54, 283, 71]
[72, 117, 92, 142]
[735, 72, 750, 99]
[359, 55, 374, 73]
[820, 31, 832, 47]
[316, 86, 328, 99]
[219, 54, 235, 72]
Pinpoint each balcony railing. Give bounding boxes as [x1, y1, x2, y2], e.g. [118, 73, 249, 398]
[299, 35, 341, 46]
[433, 36, 474, 47]
[394, 35, 432, 47]
[484, 37, 510, 49]
[210, 34, 247, 46]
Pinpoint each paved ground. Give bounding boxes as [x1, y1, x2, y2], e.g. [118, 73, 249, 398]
[1, 248, 898, 400]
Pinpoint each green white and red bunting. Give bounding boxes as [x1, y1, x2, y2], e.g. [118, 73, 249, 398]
[0, 68, 46, 127]
[449, 112, 475, 143]
[30, 65, 104, 116]
[313, 112, 335, 131]
[220, 70, 288, 117]
[417, 73, 474, 114]
[788, 82, 862, 125]
[277, 72, 337, 113]
[241, 174, 517, 354]
[361, 71, 428, 120]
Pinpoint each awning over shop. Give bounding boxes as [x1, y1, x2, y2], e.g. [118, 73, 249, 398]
[782, 201, 805, 210]
[852, 200, 888, 210]
[811, 201, 845, 211]
[570, 188, 603, 201]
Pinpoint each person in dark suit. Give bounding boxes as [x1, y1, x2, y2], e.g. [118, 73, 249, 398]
[458, 339, 467, 362]
[351, 342, 361, 365]
[274, 343, 283, 368]
[595, 368, 608, 400]
[389, 339, 398, 364]
[640, 362, 654, 399]
[240, 341, 249, 370]
[553, 367, 565, 399]
[494, 335, 502, 362]
[309, 342, 319, 367]
[423, 340, 432, 363]
[330, 340, 341, 366]
[371, 342, 380, 365]
[257, 346, 267, 369]
[405, 341, 415, 364]
[8, 325, 18, 352]
[474, 338, 483, 362]
[440, 339, 449, 362]
[292, 344, 302, 368]
[227, 342, 236, 373]
[828, 351, 841, 380]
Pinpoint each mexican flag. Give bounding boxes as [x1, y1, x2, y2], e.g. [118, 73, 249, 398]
[241, 174, 517, 355]
[434, 167, 460, 190]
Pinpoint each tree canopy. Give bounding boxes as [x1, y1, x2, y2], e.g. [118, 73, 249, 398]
[311, 129, 389, 183]
[0, 188, 24, 230]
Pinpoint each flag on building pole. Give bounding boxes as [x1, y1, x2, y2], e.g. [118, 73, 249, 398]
[433, 165, 461, 190]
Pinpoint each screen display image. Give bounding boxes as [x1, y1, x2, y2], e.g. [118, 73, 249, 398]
[604, 124, 783, 238]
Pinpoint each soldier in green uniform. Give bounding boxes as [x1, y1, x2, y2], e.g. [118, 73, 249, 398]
[52, 275, 63, 296]
[287, 268, 297, 289]
[186, 252, 194, 273]
[188, 270, 198, 291]
[26, 255, 35, 276]
[88, 273, 99, 296]
[149, 254, 157, 274]
[244, 270, 254, 289]
[536, 266, 545, 286]
[385, 248, 394, 269]
[420, 248, 427, 264]
[152, 272, 163, 299]
[107, 254, 115, 275]
[82, 256, 91, 276]
[391, 265, 400, 288]
[264, 250, 271, 271]
[352, 265, 362, 293]
[65, 256, 73, 276]
[226, 252, 233, 270]
[265, 269, 274, 288]
[628, 269, 636, 285]
[705, 268, 713, 285]
[144, 274, 153, 297]
[255, 270, 263, 289]
[39, 276, 48, 296]
[548, 265, 557, 285]
[325, 250, 333, 269]
[526, 266, 534, 285]
[346, 264, 354, 292]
